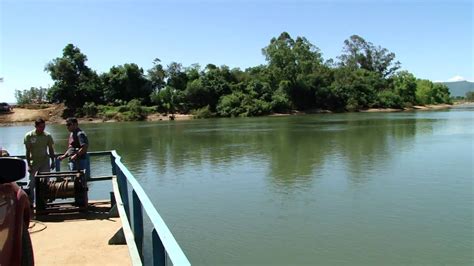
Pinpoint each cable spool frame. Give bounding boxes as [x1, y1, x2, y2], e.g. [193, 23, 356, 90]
[35, 170, 89, 214]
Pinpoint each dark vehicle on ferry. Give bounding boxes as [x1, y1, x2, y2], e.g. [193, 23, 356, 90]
[0, 157, 34, 266]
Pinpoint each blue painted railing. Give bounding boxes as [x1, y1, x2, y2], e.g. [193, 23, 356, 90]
[90, 150, 191, 266]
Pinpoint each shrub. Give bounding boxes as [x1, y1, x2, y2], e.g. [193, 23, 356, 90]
[345, 98, 359, 112]
[117, 105, 129, 112]
[151, 87, 181, 114]
[217, 91, 273, 117]
[242, 98, 271, 117]
[375, 90, 403, 108]
[466, 91, 474, 101]
[126, 99, 147, 120]
[113, 99, 126, 106]
[144, 106, 157, 113]
[103, 110, 118, 120]
[216, 92, 245, 117]
[82, 102, 98, 117]
[192, 105, 215, 119]
[271, 88, 291, 113]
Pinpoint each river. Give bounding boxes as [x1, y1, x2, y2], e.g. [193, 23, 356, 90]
[1, 104, 473, 265]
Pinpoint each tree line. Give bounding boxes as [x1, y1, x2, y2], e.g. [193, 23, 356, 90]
[16, 32, 451, 119]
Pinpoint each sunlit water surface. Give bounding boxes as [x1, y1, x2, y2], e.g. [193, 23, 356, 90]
[1, 104, 473, 265]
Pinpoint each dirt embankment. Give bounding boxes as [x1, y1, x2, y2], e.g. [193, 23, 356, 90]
[0, 103, 455, 126]
[0, 104, 66, 126]
[360, 104, 454, 113]
[0, 104, 193, 126]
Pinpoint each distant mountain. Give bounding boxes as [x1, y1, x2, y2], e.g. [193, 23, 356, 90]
[438, 81, 474, 97]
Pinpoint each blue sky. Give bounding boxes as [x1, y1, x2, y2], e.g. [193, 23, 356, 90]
[0, 0, 472, 103]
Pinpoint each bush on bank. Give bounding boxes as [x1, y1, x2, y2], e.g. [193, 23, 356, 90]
[77, 100, 154, 121]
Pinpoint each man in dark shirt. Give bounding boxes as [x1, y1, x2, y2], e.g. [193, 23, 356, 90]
[58, 117, 89, 171]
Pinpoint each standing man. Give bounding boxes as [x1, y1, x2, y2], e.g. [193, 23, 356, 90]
[58, 117, 89, 171]
[24, 118, 55, 203]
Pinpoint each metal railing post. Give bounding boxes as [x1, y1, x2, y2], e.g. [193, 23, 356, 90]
[132, 190, 144, 262]
[110, 153, 117, 176]
[55, 158, 61, 172]
[152, 229, 165, 266]
[119, 171, 130, 220]
[85, 153, 91, 180]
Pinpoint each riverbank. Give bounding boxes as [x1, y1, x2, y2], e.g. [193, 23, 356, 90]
[360, 104, 454, 113]
[0, 103, 460, 126]
[271, 103, 456, 115]
[0, 104, 193, 126]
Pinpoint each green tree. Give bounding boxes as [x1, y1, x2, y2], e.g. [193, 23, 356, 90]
[147, 58, 166, 92]
[338, 35, 400, 78]
[415, 79, 451, 105]
[184, 65, 233, 111]
[262, 32, 326, 109]
[150, 86, 182, 114]
[166, 62, 188, 91]
[263, 32, 323, 83]
[125, 99, 147, 120]
[375, 90, 403, 108]
[415, 79, 432, 104]
[184, 79, 209, 110]
[431, 83, 451, 104]
[216, 92, 271, 117]
[45, 44, 103, 108]
[102, 63, 151, 103]
[271, 87, 291, 112]
[15, 87, 49, 104]
[216, 92, 246, 117]
[262, 32, 297, 84]
[392, 71, 417, 106]
[330, 68, 380, 111]
[216, 80, 273, 117]
[465, 91, 474, 101]
[185, 64, 201, 82]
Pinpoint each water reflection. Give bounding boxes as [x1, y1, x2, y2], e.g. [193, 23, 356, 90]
[75, 113, 431, 188]
[0, 110, 463, 189]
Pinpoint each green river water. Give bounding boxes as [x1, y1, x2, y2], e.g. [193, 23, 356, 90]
[1, 104, 473, 265]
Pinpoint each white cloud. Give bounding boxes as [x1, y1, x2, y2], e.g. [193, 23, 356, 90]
[447, 75, 466, 82]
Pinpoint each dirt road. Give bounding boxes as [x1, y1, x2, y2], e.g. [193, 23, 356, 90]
[0, 105, 65, 125]
[0, 104, 192, 126]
